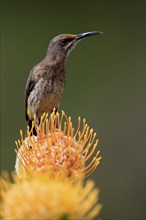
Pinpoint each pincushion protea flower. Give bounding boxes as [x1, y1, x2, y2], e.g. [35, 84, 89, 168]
[0, 173, 102, 220]
[15, 111, 101, 179]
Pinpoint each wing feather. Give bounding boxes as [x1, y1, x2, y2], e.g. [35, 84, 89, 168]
[24, 75, 35, 121]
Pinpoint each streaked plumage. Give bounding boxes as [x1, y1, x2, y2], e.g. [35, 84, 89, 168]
[25, 31, 102, 134]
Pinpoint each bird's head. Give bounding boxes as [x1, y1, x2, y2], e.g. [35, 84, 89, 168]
[47, 31, 103, 62]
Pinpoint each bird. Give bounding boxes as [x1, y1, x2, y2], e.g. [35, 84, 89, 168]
[25, 31, 103, 135]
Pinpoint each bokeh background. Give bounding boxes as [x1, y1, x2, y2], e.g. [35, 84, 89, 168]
[0, 0, 145, 219]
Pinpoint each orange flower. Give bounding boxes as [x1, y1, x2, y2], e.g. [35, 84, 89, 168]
[15, 111, 101, 179]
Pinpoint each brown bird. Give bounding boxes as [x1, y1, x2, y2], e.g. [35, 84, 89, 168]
[25, 31, 102, 135]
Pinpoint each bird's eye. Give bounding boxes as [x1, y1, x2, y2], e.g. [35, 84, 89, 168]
[62, 38, 72, 45]
[62, 39, 68, 44]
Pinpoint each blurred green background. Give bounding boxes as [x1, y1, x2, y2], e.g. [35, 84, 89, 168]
[0, 0, 145, 219]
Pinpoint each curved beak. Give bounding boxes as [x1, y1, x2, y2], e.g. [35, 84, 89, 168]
[76, 31, 103, 40]
[65, 31, 103, 53]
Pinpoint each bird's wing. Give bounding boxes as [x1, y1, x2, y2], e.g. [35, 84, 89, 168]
[24, 75, 35, 121]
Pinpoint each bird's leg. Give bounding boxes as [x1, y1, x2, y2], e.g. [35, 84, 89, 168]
[36, 117, 40, 128]
[35, 111, 40, 132]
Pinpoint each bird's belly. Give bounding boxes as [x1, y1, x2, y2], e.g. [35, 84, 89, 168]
[28, 77, 64, 118]
[38, 95, 60, 116]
